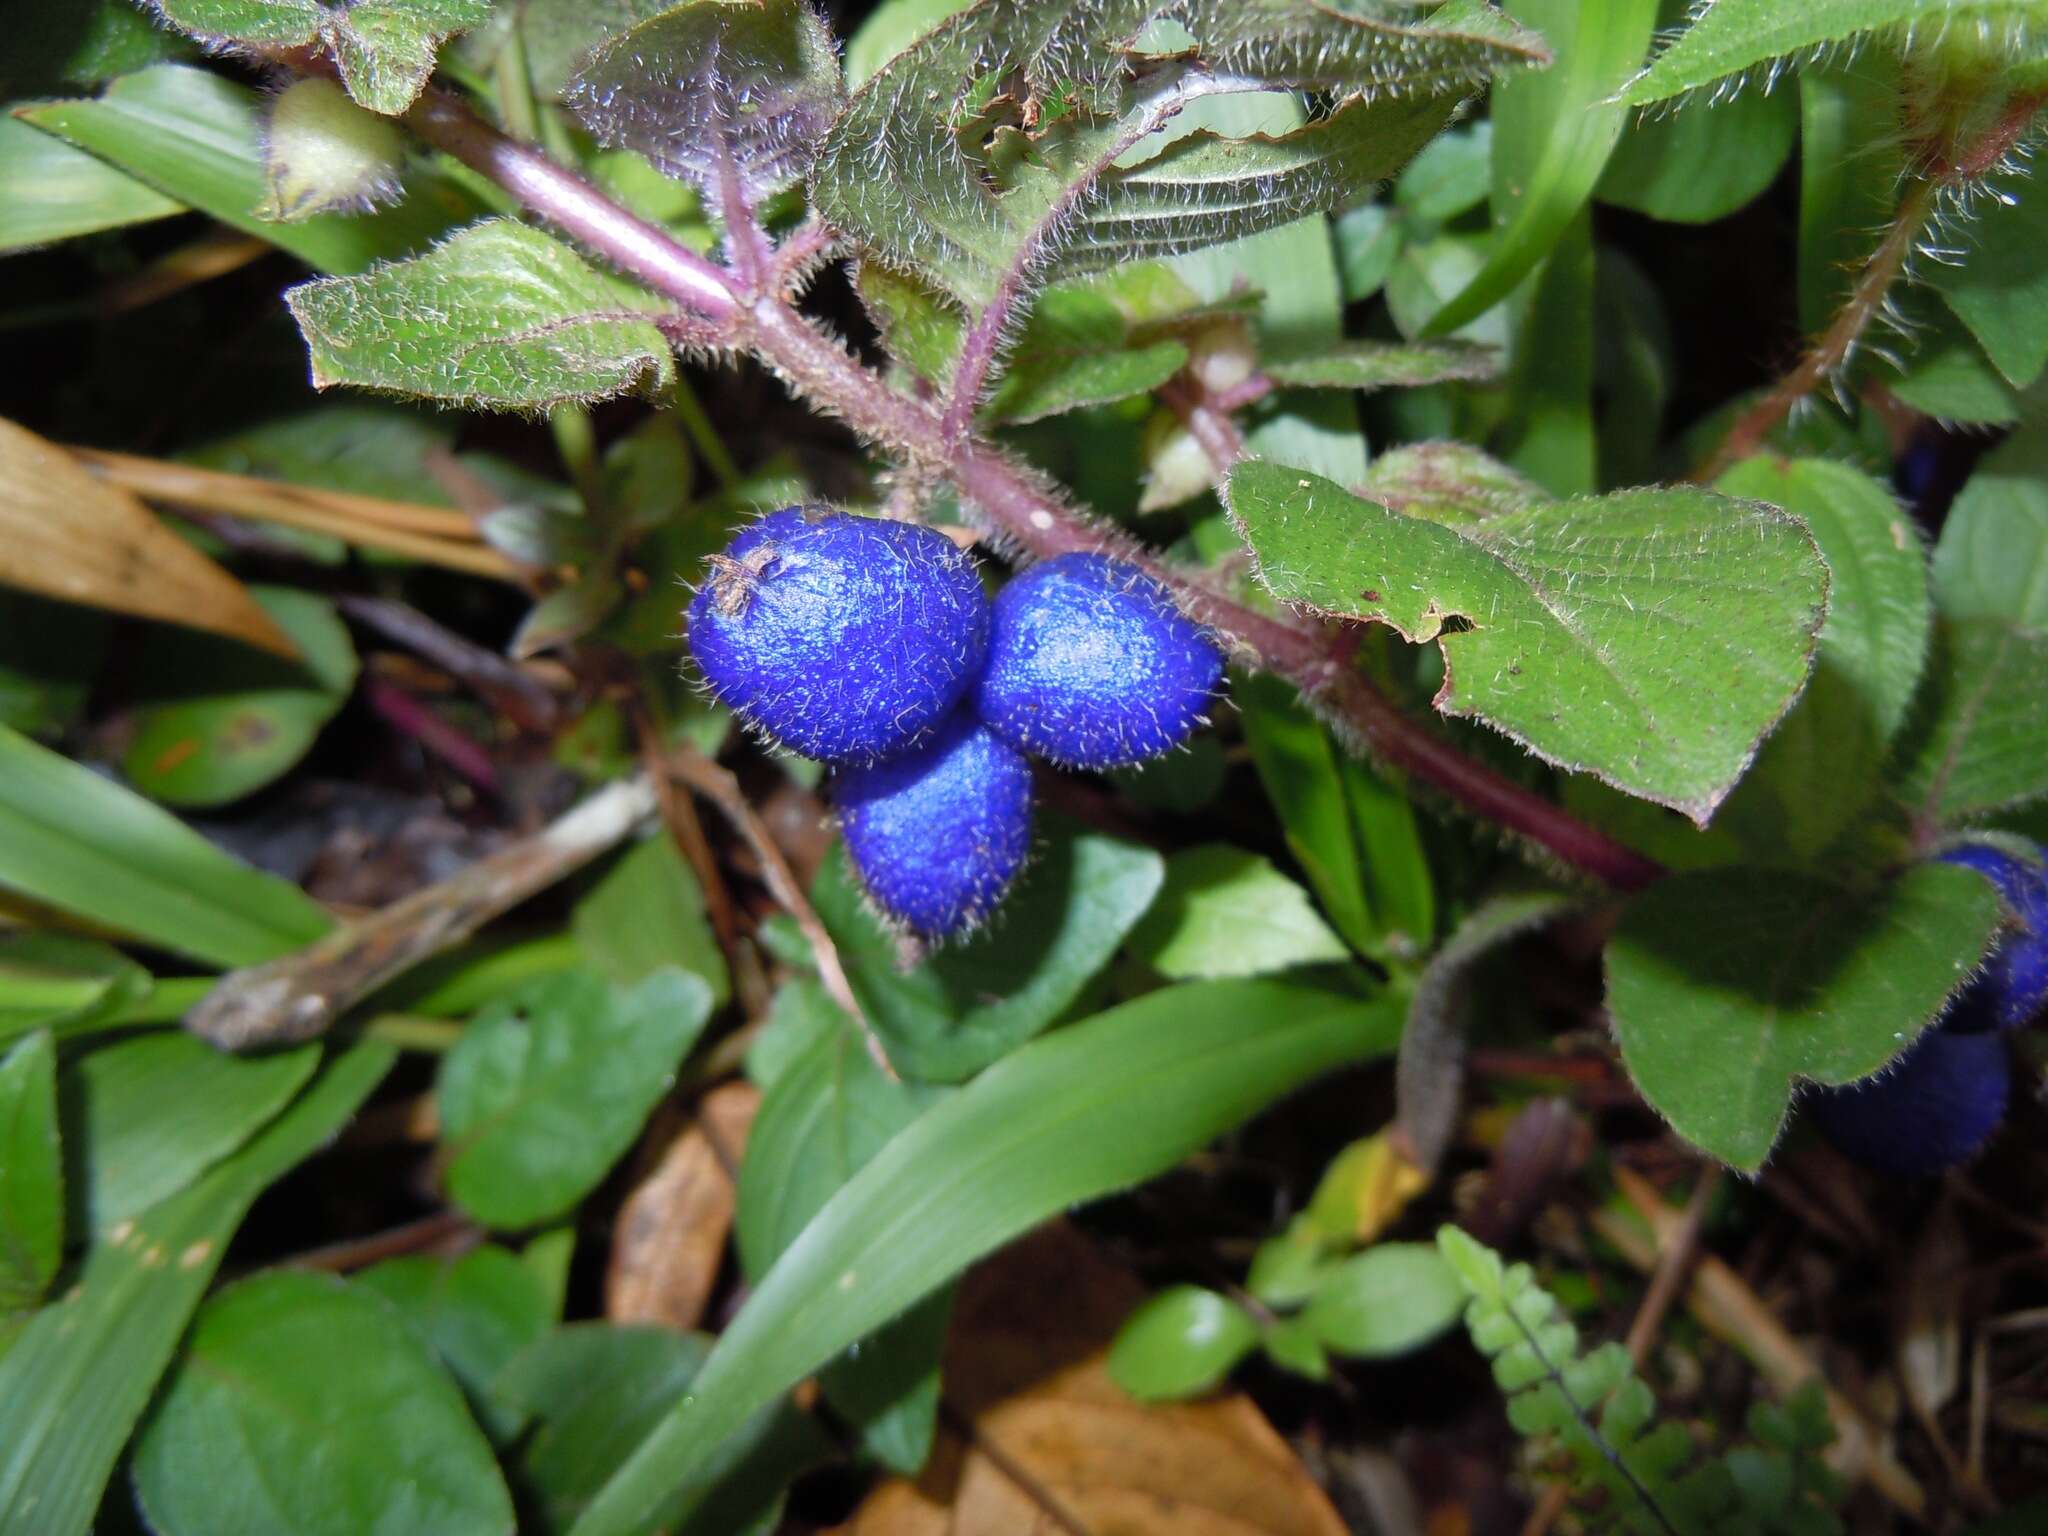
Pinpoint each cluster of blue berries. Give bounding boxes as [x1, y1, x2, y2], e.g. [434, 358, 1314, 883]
[1807, 842, 2047, 1177]
[688, 507, 1223, 937]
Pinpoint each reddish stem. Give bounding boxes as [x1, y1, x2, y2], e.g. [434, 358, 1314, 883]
[407, 92, 1666, 893]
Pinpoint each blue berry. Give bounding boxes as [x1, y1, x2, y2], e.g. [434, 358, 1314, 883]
[1937, 843, 2048, 1032]
[688, 508, 989, 765]
[974, 553, 1223, 770]
[1807, 1028, 2010, 1177]
[836, 710, 1034, 938]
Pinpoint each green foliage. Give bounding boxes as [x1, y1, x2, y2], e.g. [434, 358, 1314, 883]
[1423, 0, 1656, 336]
[1226, 463, 1829, 820]
[0, 1043, 394, 1536]
[288, 219, 680, 409]
[130, 1269, 515, 1536]
[438, 968, 713, 1228]
[568, 0, 843, 202]
[18, 65, 473, 272]
[573, 981, 1401, 1536]
[1606, 862, 2002, 1169]
[812, 0, 1543, 312]
[0, 1032, 60, 1313]
[1129, 844, 1350, 979]
[812, 824, 1163, 1081]
[1710, 457, 1930, 860]
[149, 0, 492, 115]
[0, 724, 334, 969]
[64, 1030, 320, 1233]
[1931, 168, 2048, 389]
[357, 1246, 553, 1438]
[0, 935, 150, 1051]
[1439, 1224, 1846, 1533]
[0, 114, 183, 252]
[1107, 1285, 1262, 1399]
[1623, 0, 2039, 106]
[122, 587, 359, 808]
[573, 834, 731, 1007]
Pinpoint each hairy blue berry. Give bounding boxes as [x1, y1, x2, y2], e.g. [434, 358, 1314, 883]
[974, 553, 1223, 770]
[1938, 842, 2048, 1032]
[688, 507, 989, 765]
[836, 710, 1034, 938]
[1807, 1028, 2010, 1177]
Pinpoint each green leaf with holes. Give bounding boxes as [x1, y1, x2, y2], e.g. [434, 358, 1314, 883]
[1225, 462, 1829, 820]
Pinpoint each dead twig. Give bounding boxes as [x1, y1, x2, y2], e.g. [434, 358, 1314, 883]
[184, 775, 659, 1049]
[662, 745, 896, 1082]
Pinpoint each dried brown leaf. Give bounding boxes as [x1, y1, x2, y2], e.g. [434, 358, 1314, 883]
[0, 417, 297, 658]
[834, 1224, 1346, 1536]
[606, 1081, 759, 1331]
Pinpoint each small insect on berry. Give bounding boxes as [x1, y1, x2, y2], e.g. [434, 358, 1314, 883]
[1806, 1027, 2010, 1177]
[688, 507, 990, 765]
[835, 710, 1034, 939]
[1937, 841, 2048, 1032]
[974, 552, 1224, 770]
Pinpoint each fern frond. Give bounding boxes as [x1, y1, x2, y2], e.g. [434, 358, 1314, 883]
[1437, 1226, 1845, 1536]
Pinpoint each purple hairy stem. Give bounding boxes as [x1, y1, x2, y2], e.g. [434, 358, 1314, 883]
[406, 90, 1666, 893]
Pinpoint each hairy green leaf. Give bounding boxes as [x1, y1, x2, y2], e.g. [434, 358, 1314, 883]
[0, 1032, 60, 1313]
[65, 1030, 320, 1234]
[0, 1041, 393, 1536]
[17, 65, 473, 273]
[1424, 0, 1656, 336]
[131, 1270, 514, 1536]
[1931, 166, 2048, 389]
[1896, 617, 2048, 823]
[1712, 457, 1930, 860]
[1933, 432, 2048, 628]
[439, 968, 713, 1229]
[288, 219, 679, 410]
[570, 979, 1400, 1536]
[1596, 72, 1797, 222]
[1129, 844, 1350, 978]
[149, 0, 492, 114]
[1622, 0, 2029, 105]
[0, 112, 182, 252]
[1225, 463, 1829, 820]
[1357, 440, 1547, 521]
[261, 75, 407, 220]
[1395, 891, 1577, 1173]
[0, 724, 334, 968]
[1796, 53, 1902, 334]
[1264, 339, 1499, 391]
[1606, 863, 2001, 1169]
[813, 824, 1163, 1081]
[567, 0, 842, 204]
[813, 0, 1544, 310]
